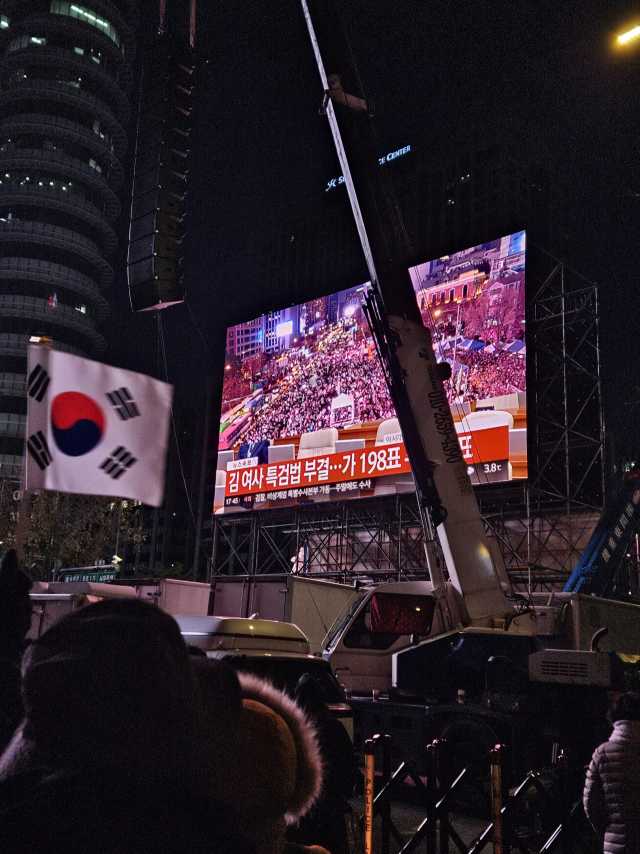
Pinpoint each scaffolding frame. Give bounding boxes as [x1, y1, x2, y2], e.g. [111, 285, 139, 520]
[211, 495, 428, 581]
[211, 261, 606, 592]
[528, 258, 604, 511]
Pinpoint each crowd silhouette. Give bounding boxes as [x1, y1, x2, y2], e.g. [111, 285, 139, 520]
[0, 550, 356, 854]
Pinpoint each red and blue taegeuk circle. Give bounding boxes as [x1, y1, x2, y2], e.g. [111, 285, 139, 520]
[51, 392, 106, 456]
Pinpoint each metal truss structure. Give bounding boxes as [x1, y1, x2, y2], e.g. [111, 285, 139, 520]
[527, 255, 604, 512]
[210, 490, 602, 591]
[474, 256, 605, 591]
[211, 495, 428, 581]
[211, 258, 608, 594]
[477, 484, 601, 593]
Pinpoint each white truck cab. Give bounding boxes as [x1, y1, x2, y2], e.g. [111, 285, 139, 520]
[323, 580, 527, 694]
[174, 615, 353, 735]
[323, 581, 461, 693]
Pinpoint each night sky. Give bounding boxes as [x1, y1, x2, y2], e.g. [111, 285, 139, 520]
[101, 0, 640, 460]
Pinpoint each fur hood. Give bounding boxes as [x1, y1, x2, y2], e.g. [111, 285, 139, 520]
[236, 673, 323, 823]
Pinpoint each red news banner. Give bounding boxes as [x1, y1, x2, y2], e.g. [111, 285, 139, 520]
[226, 443, 411, 500]
[225, 425, 509, 502]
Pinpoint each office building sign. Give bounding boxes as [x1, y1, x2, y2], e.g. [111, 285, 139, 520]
[325, 144, 411, 191]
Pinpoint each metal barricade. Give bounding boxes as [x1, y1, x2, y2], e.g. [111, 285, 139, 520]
[359, 733, 594, 854]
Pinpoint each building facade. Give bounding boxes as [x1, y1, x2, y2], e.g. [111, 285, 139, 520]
[0, 0, 137, 474]
[258, 130, 571, 314]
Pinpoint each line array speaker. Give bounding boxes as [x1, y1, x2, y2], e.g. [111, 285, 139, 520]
[128, 34, 195, 312]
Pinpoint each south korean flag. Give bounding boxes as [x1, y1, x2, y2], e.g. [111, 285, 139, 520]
[26, 347, 173, 507]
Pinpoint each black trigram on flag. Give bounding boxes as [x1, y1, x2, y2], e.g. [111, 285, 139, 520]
[100, 446, 137, 479]
[28, 364, 50, 402]
[27, 431, 52, 470]
[106, 387, 140, 421]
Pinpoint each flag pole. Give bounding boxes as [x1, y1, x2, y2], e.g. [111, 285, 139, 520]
[16, 337, 52, 564]
[14, 463, 29, 563]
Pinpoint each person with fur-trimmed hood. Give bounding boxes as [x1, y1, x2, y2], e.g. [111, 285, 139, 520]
[0, 599, 252, 854]
[197, 670, 329, 854]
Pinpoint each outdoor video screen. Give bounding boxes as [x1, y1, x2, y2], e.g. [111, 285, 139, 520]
[217, 230, 527, 513]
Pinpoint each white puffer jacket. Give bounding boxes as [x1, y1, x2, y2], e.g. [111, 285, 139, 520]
[584, 720, 640, 854]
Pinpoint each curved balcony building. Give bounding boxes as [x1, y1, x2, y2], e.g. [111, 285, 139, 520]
[0, 0, 137, 472]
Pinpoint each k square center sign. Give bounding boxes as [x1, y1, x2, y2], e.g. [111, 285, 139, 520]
[326, 144, 411, 191]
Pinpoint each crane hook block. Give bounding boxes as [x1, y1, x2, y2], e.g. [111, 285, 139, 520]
[435, 362, 452, 383]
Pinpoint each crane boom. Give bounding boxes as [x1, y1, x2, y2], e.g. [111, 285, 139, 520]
[300, 0, 534, 631]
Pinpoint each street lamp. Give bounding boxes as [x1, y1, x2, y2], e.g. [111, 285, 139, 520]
[618, 24, 640, 45]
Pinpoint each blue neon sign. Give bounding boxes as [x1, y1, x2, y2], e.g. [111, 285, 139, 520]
[326, 144, 411, 192]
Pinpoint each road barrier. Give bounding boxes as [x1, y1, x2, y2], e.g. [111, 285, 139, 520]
[357, 735, 600, 854]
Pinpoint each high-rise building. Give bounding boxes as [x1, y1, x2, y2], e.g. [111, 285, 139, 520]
[0, 0, 137, 474]
[259, 129, 571, 312]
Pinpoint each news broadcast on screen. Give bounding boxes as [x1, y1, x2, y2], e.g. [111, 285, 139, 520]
[216, 230, 527, 513]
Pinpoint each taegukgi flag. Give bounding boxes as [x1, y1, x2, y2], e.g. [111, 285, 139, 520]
[26, 347, 173, 507]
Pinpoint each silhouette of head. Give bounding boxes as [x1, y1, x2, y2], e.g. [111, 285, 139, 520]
[611, 691, 640, 723]
[0, 549, 32, 645]
[17, 598, 197, 780]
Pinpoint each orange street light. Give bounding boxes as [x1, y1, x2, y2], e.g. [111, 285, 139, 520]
[617, 24, 640, 46]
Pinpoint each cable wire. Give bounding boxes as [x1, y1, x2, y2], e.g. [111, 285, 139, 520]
[156, 310, 214, 576]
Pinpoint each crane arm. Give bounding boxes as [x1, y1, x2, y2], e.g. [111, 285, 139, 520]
[300, 0, 534, 631]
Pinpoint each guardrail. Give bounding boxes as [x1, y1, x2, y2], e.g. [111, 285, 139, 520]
[357, 736, 600, 854]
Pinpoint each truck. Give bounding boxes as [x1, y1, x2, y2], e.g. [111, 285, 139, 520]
[28, 581, 137, 639]
[299, 0, 640, 781]
[27, 575, 359, 656]
[27, 577, 212, 637]
[109, 573, 360, 654]
[173, 614, 353, 734]
[207, 574, 360, 654]
[84, 573, 358, 655]
[322, 579, 640, 780]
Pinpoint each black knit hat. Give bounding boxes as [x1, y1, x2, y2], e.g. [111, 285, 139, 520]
[20, 599, 198, 777]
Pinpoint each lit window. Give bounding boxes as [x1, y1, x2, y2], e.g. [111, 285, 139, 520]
[9, 34, 46, 51]
[50, 1, 123, 51]
[75, 302, 87, 313]
[0, 15, 9, 28]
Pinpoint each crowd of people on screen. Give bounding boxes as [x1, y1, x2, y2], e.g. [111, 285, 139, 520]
[222, 320, 526, 446]
[238, 329, 394, 443]
[453, 350, 526, 403]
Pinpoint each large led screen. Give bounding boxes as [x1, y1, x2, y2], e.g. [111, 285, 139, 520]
[216, 230, 526, 513]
